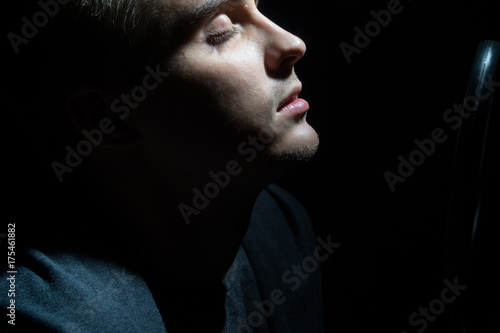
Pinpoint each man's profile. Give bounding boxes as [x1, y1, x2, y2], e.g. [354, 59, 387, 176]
[2, 0, 322, 332]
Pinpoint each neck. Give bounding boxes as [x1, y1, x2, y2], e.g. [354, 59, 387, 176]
[88, 157, 274, 284]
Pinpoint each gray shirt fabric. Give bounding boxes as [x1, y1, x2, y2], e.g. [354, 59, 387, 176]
[2, 184, 323, 333]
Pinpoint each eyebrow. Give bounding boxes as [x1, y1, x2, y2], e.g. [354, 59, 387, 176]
[175, 0, 234, 29]
[193, 0, 236, 21]
[182, 0, 259, 27]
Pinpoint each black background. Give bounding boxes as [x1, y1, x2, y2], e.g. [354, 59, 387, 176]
[3, 0, 499, 332]
[266, 0, 500, 332]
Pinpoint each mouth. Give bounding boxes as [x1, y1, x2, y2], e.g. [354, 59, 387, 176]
[277, 84, 309, 116]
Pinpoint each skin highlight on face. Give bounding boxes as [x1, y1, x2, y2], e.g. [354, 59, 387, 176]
[145, 0, 319, 170]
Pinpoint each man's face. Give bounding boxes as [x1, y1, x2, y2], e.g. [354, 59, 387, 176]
[130, 0, 318, 176]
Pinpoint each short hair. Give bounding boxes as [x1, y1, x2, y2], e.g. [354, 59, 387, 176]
[4, 0, 174, 160]
[72, 0, 162, 43]
[57, 0, 172, 88]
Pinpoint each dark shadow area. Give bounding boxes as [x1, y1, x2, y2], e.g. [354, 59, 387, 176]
[3, 0, 499, 332]
[266, 0, 500, 332]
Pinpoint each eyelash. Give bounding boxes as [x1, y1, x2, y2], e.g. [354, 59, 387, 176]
[207, 26, 238, 47]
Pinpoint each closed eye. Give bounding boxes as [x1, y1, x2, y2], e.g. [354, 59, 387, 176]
[208, 28, 236, 46]
[207, 26, 239, 47]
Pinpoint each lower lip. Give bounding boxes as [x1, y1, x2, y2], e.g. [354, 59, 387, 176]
[277, 98, 309, 117]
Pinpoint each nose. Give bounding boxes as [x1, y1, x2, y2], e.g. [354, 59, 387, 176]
[260, 17, 307, 78]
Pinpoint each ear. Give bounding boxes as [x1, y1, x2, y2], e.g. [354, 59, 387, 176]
[66, 87, 139, 149]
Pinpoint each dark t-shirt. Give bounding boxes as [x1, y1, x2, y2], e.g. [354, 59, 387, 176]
[2, 184, 323, 332]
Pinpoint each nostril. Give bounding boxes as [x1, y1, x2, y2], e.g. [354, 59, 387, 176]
[265, 49, 304, 79]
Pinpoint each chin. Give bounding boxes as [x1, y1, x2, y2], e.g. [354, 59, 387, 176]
[267, 120, 319, 162]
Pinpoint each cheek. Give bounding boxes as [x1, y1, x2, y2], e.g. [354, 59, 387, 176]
[170, 47, 274, 127]
[216, 62, 270, 116]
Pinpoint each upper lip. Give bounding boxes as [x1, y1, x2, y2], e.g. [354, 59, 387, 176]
[277, 84, 302, 111]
